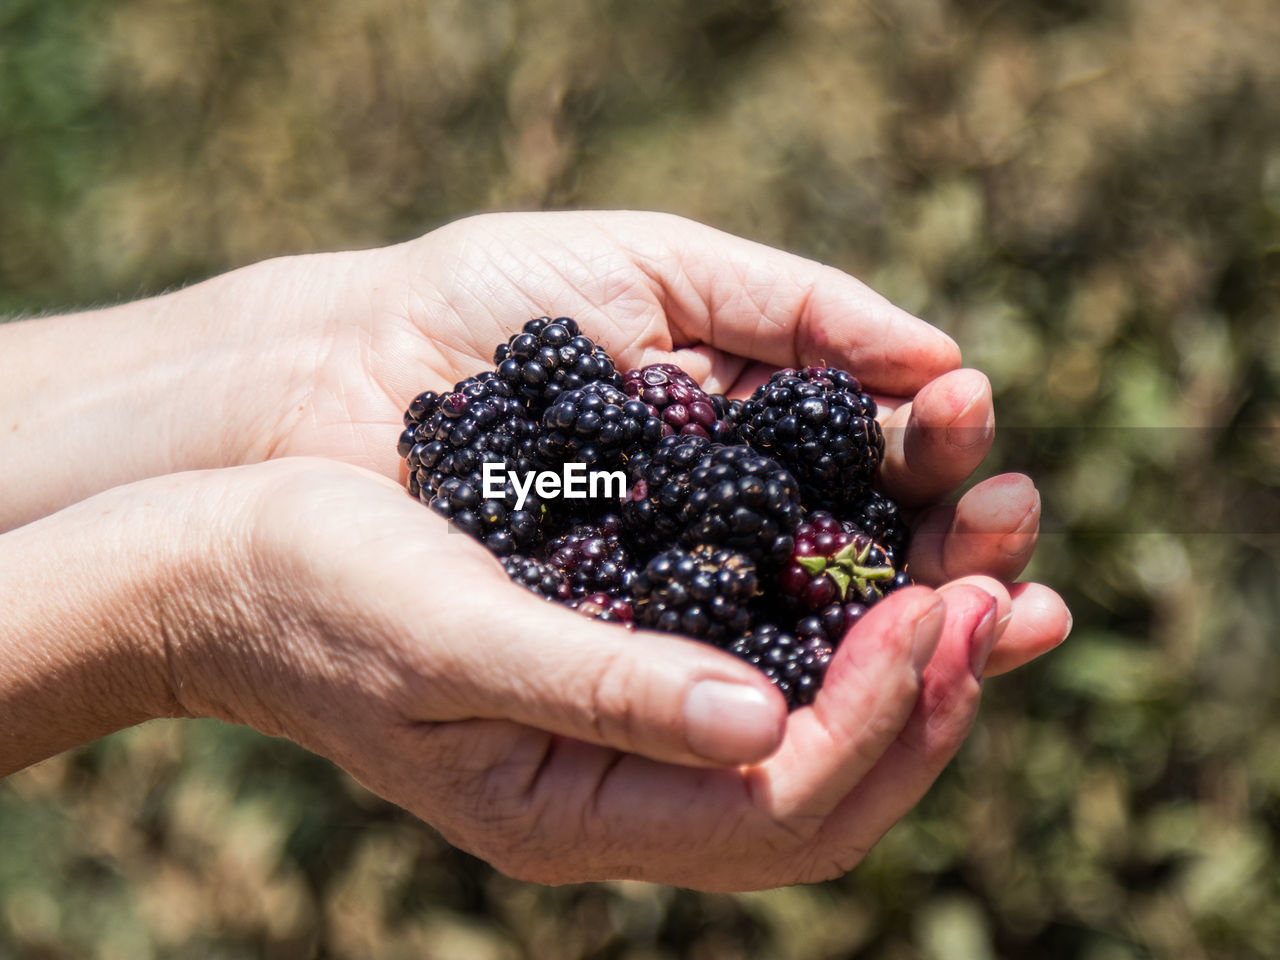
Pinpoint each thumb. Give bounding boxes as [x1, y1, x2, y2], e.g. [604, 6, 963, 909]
[435, 581, 788, 768]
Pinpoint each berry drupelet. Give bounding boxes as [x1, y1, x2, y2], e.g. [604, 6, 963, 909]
[736, 365, 884, 510]
[632, 546, 758, 646]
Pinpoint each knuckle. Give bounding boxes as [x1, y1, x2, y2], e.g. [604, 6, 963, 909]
[581, 653, 645, 750]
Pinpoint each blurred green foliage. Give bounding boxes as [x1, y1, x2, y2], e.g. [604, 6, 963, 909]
[2, 0, 1278, 956]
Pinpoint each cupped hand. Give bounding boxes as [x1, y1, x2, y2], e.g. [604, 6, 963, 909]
[254, 211, 1067, 673]
[157, 457, 1003, 889]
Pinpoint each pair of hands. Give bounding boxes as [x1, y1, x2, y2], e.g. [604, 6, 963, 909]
[2, 211, 1069, 889]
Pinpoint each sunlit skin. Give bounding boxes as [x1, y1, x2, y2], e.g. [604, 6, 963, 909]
[0, 211, 1070, 889]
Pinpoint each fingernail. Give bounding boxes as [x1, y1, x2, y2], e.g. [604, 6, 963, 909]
[911, 601, 946, 674]
[684, 681, 783, 764]
[969, 603, 1000, 678]
[995, 608, 1013, 639]
[998, 493, 1041, 557]
[945, 385, 993, 450]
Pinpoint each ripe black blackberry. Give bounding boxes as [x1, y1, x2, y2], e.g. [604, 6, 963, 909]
[621, 433, 715, 549]
[543, 516, 638, 599]
[632, 546, 758, 646]
[708, 393, 744, 443]
[794, 602, 868, 647]
[678, 444, 803, 569]
[493, 317, 620, 413]
[778, 511, 903, 611]
[401, 373, 545, 555]
[502, 555, 571, 602]
[729, 624, 832, 709]
[847, 490, 910, 566]
[736, 365, 884, 510]
[538, 381, 663, 468]
[402, 373, 533, 485]
[622, 363, 724, 440]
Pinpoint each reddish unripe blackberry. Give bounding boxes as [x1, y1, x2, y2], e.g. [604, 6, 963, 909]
[632, 546, 758, 645]
[543, 518, 638, 599]
[678, 445, 803, 569]
[778, 511, 901, 610]
[502, 555, 572, 602]
[493, 318, 620, 413]
[729, 624, 832, 709]
[539, 381, 663, 468]
[736, 366, 884, 510]
[622, 363, 722, 440]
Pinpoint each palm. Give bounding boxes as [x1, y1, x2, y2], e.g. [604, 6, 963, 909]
[271, 210, 929, 477]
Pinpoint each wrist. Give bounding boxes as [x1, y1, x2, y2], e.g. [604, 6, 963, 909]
[0, 481, 191, 773]
[0, 250, 362, 529]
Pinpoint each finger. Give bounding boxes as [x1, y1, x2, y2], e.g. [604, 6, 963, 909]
[612, 213, 961, 395]
[983, 582, 1073, 677]
[812, 585, 996, 863]
[938, 575, 1012, 638]
[419, 561, 788, 769]
[878, 370, 995, 507]
[749, 587, 944, 821]
[906, 473, 1041, 583]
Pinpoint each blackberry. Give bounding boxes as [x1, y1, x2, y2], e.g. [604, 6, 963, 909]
[401, 373, 545, 555]
[794, 602, 869, 647]
[632, 546, 758, 645]
[571, 593, 635, 625]
[538, 381, 663, 469]
[678, 445, 803, 569]
[622, 363, 723, 440]
[493, 318, 620, 413]
[778, 510, 902, 611]
[621, 434, 715, 549]
[502, 555, 571, 602]
[729, 624, 832, 709]
[847, 490, 910, 565]
[403, 373, 533, 488]
[736, 366, 884, 510]
[543, 517, 638, 599]
[708, 393, 744, 443]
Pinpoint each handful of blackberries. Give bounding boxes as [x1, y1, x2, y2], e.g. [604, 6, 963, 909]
[398, 317, 912, 708]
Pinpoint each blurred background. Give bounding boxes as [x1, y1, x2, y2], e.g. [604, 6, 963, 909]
[2, 0, 1278, 956]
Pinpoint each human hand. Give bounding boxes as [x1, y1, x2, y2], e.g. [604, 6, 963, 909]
[105, 458, 1008, 889]
[260, 211, 1068, 674]
[0, 210, 1067, 670]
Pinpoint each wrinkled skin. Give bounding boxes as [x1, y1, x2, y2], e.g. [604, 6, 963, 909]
[1, 212, 1070, 888]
